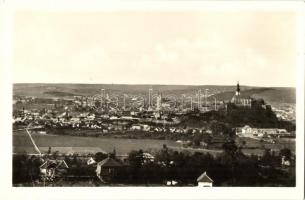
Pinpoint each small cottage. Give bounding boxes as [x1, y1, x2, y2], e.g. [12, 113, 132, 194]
[96, 157, 123, 183]
[197, 171, 213, 187]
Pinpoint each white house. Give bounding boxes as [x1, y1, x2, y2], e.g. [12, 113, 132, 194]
[197, 171, 213, 187]
[281, 156, 291, 166]
[131, 125, 142, 130]
[87, 157, 97, 165]
[236, 125, 253, 137]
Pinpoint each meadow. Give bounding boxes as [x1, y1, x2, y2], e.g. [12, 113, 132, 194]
[13, 130, 295, 156]
[13, 130, 181, 155]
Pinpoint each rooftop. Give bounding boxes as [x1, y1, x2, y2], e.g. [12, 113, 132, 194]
[197, 171, 213, 183]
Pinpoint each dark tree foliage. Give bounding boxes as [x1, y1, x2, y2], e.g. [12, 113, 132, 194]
[13, 154, 42, 184]
[225, 103, 294, 131]
[13, 145, 295, 186]
[182, 102, 295, 132]
[94, 152, 107, 162]
[280, 148, 292, 160]
[128, 149, 144, 168]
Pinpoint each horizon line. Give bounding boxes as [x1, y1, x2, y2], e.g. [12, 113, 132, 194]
[12, 82, 296, 88]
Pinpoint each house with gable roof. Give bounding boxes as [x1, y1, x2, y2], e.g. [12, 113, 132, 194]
[96, 157, 124, 183]
[197, 171, 213, 187]
[39, 159, 69, 179]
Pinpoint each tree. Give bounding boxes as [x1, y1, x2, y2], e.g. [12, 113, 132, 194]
[192, 134, 203, 146]
[51, 151, 59, 160]
[222, 140, 238, 158]
[210, 121, 232, 136]
[280, 148, 292, 160]
[94, 100, 101, 108]
[47, 147, 52, 154]
[221, 139, 239, 185]
[261, 149, 273, 166]
[128, 150, 144, 168]
[28, 155, 41, 182]
[109, 148, 116, 159]
[155, 145, 171, 166]
[94, 152, 107, 162]
[128, 150, 145, 183]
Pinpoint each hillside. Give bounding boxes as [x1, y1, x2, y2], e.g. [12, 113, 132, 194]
[209, 88, 295, 104]
[13, 83, 295, 104]
[13, 83, 251, 97]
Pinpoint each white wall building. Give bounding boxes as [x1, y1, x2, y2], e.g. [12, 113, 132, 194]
[197, 171, 213, 187]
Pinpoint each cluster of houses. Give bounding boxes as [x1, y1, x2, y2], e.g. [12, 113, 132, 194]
[236, 125, 293, 139]
[272, 105, 296, 122]
[39, 154, 213, 187]
[13, 109, 41, 123]
[13, 106, 216, 137]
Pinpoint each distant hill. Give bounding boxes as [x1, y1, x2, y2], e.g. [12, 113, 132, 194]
[251, 88, 295, 104]
[209, 88, 295, 104]
[13, 83, 250, 97]
[13, 83, 295, 104]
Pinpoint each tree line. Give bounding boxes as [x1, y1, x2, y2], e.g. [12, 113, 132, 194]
[13, 141, 295, 186]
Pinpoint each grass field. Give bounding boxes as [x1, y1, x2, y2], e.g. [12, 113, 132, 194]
[235, 136, 295, 156]
[13, 130, 295, 156]
[13, 130, 226, 156]
[13, 130, 182, 155]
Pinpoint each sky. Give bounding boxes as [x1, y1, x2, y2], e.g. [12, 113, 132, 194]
[12, 11, 297, 87]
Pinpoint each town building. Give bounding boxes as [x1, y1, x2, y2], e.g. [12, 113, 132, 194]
[236, 125, 290, 138]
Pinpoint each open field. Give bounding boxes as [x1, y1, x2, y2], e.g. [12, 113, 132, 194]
[235, 137, 295, 155]
[13, 130, 182, 155]
[13, 130, 226, 156]
[13, 129, 295, 157]
[13, 132, 224, 156]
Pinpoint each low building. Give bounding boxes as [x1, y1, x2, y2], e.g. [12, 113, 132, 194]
[131, 124, 142, 130]
[197, 171, 213, 187]
[237, 125, 288, 138]
[96, 157, 123, 183]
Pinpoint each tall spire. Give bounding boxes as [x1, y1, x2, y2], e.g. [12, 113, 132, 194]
[236, 81, 240, 96]
[237, 81, 240, 93]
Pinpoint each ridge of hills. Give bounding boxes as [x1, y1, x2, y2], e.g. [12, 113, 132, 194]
[13, 83, 295, 104]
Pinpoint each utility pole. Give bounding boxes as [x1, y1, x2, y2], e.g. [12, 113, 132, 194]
[148, 88, 153, 109]
[123, 94, 126, 110]
[205, 89, 208, 107]
[198, 89, 201, 109]
[100, 89, 105, 108]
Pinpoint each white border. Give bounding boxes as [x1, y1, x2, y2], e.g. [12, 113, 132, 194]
[0, 1, 304, 200]
[4, 0, 305, 12]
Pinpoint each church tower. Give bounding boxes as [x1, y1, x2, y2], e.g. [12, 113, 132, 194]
[235, 81, 240, 96]
[230, 81, 251, 107]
